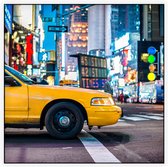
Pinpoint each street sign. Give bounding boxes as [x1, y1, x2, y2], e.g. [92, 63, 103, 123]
[48, 26, 68, 32]
[42, 17, 53, 22]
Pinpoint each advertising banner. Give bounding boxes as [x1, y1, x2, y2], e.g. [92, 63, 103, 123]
[5, 4, 13, 34]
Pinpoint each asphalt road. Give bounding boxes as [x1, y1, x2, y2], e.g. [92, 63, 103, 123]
[4, 103, 164, 164]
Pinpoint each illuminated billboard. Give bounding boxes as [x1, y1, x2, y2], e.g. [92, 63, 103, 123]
[71, 53, 107, 89]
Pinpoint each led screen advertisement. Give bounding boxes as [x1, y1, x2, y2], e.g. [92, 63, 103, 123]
[26, 34, 33, 76]
[71, 53, 107, 89]
[110, 32, 139, 85]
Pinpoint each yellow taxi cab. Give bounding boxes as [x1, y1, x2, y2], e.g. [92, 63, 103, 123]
[5, 65, 122, 139]
[59, 80, 79, 87]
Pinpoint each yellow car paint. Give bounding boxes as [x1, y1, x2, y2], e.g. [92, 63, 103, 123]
[5, 66, 122, 127]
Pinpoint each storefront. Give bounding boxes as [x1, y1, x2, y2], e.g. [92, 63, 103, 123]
[11, 22, 40, 75]
[9, 5, 42, 77]
[139, 80, 163, 103]
[11, 22, 30, 74]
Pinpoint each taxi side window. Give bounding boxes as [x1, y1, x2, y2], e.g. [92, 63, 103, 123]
[5, 72, 21, 86]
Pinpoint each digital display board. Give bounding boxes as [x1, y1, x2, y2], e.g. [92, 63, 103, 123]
[71, 53, 107, 89]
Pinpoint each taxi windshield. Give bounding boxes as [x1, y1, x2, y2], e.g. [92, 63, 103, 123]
[5, 65, 34, 85]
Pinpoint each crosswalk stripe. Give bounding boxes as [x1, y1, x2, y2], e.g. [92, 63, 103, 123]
[112, 122, 135, 127]
[145, 113, 163, 117]
[78, 130, 120, 163]
[122, 116, 149, 121]
[132, 114, 163, 120]
[118, 119, 125, 122]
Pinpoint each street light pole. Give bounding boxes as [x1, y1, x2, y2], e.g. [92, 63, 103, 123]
[54, 6, 62, 85]
[137, 5, 144, 103]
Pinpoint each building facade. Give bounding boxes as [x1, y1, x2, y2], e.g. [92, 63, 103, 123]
[141, 4, 164, 41]
[87, 5, 105, 55]
[64, 5, 88, 80]
[109, 4, 141, 98]
[5, 5, 42, 77]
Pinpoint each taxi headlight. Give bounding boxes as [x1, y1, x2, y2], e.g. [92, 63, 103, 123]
[91, 97, 115, 106]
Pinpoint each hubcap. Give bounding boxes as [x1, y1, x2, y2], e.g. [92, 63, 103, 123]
[53, 110, 76, 132]
[59, 116, 70, 127]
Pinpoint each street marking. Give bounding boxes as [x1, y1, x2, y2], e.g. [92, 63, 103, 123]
[110, 122, 135, 127]
[118, 119, 125, 122]
[62, 147, 72, 150]
[145, 113, 164, 116]
[132, 114, 163, 120]
[122, 116, 149, 121]
[78, 130, 120, 163]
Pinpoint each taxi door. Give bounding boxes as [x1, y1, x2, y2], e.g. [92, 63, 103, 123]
[5, 72, 29, 124]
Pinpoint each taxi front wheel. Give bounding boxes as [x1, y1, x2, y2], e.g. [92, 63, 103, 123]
[45, 102, 84, 139]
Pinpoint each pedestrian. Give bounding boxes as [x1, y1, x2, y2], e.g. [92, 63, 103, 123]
[119, 93, 124, 103]
[104, 76, 113, 95]
[124, 94, 129, 103]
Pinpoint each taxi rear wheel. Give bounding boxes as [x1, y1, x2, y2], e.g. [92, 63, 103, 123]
[45, 102, 84, 139]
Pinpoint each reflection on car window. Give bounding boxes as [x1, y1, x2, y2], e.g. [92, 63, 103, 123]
[5, 72, 10, 76]
[5, 72, 21, 86]
[5, 74, 11, 86]
[5, 66, 34, 85]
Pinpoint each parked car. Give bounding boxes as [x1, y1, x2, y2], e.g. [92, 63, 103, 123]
[5, 65, 122, 139]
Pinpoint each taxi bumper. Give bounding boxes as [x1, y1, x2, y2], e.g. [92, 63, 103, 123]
[86, 105, 122, 126]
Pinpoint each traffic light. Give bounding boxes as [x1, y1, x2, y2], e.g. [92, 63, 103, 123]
[147, 46, 157, 81]
[138, 41, 161, 82]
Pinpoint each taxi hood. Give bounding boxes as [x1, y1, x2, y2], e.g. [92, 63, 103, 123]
[28, 84, 111, 97]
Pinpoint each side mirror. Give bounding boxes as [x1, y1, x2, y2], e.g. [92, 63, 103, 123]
[5, 76, 21, 86]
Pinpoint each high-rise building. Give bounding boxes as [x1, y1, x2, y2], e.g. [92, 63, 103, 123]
[65, 5, 88, 78]
[87, 5, 105, 56]
[140, 4, 164, 41]
[110, 5, 140, 50]
[109, 5, 141, 98]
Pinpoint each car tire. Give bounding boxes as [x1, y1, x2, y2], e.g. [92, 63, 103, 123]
[45, 102, 84, 139]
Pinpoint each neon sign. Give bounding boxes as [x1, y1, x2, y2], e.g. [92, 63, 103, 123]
[26, 34, 33, 65]
[27, 65, 32, 76]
